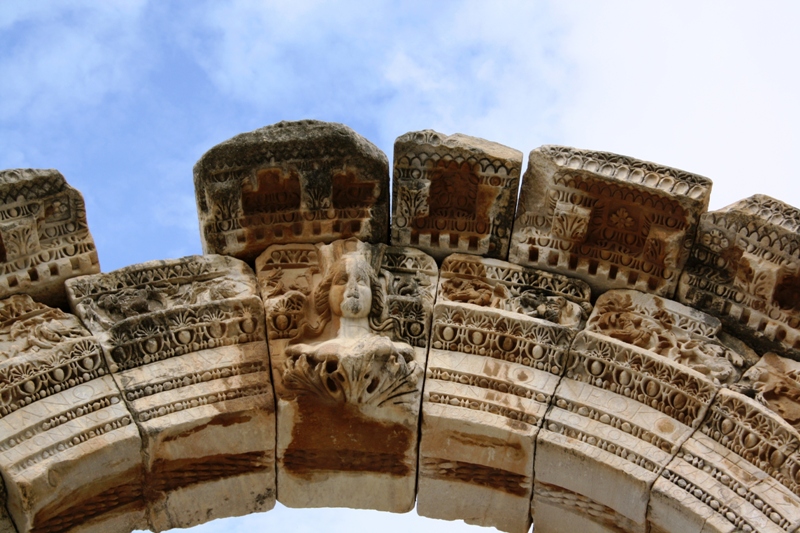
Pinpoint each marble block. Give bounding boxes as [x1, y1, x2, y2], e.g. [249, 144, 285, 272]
[257, 239, 437, 513]
[418, 254, 590, 533]
[678, 195, 800, 359]
[65, 255, 275, 531]
[0, 295, 144, 533]
[194, 120, 390, 263]
[391, 130, 521, 260]
[509, 146, 712, 297]
[0, 169, 99, 307]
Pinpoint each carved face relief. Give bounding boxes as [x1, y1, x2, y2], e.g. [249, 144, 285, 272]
[328, 255, 373, 319]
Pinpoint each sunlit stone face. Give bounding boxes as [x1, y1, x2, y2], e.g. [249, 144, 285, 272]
[329, 255, 373, 319]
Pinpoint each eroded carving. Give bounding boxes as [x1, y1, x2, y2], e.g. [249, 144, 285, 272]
[391, 130, 521, 260]
[678, 195, 800, 359]
[419, 254, 590, 533]
[0, 295, 145, 533]
[65, 256, 275, 531]
[194, 120, 389, 262]
[0, 169, 99, 307]
[510, 146, 712, 296]
[257, 238, 436, 512]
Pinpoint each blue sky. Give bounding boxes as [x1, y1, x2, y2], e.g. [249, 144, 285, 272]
[2, 1, 799, 531]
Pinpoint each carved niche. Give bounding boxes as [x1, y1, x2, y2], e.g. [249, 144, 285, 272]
[194, 120, 389, 263]
[509, 146, 712, 297]
[0, 169, 99, 307]
[417, 253, 591, 533]
[0, 295, 143, 533]
[256, 238, 437, 512]
[65, 256, 275, 531]
[678, 195, 800, 359]
[533, 290, 730, 533]
[391, 130, 522, 260]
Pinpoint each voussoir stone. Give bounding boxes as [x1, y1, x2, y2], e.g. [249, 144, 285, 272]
[0, 169, 99, 308]
[256, 238, 437, 513]
[391, 130, 522, 260]
[534, 290, 730, 533]
[194, 120, 390, 263]
[678, 195, 800, 360]
[65, 255, 275, 532]
[0, 295, 144, 533]
[509, 146, 712, 297]
[418, 253, 590, 533]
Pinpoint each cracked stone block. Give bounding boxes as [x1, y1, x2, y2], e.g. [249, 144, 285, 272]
[0, 169, 99, 308]
[194, 120, 389, 263]
[534, 291, 724, 533]
[509, 146, 712, 297]
[391, 130, 521, 260]
[417, 253, 590, 533]
[0, 295, 145, 533]
[649, 388, 800, 533]
[256, 239, 437, 513]
[678, 195, 800, 359]
[65, 256, 275, 531]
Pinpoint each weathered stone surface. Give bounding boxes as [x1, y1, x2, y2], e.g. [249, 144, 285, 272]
[678, 195, 800, 359]
[510, 146, 712, 297]
[0, 169, 99, 308]
[391, 130, 521, 260]
[256, 239, 436, 512]
[417, 254, 590, 533]
[649, 388, 800, 533]
[534, 291, 723, 532]
[65, 256, 275, 531]
[194, 120, 389, 263]
[734, 352, 800, 432]
[0, 295, 145, 533]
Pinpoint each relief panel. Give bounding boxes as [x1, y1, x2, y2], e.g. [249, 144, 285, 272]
[534, 290, 725, 532]
[0, 169, 99, 307]
[391, 130, 521, 260]
[418, 253, 590, 533]
[0, 295, 144, 533]
[256, 239, 436, 512]
[678, 195, 800, 359]
[194, 120, 389, 263]
[509, 146, 712, 297]
[65, 256, 275, 531]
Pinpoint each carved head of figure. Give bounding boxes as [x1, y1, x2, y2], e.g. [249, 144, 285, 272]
[314, 252, 385, 330]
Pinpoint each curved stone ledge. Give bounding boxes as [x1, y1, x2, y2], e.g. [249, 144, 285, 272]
[0, 121, 799, 533]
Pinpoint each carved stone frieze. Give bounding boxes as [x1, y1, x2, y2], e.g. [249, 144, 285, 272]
[0, 169, 99, 307]
[0, 295, 145, 533]
[256, 238, 436, 512]
[535, 291, 723, 532]
[678, 195, 800, 359]
[649, 388, 800, 533]
[65, 256, 275, 531]
[391, 130, 521, 260]
[418, 254, 590, 533]
[194, 120, 389, 263]
[509, 146, 712, 297]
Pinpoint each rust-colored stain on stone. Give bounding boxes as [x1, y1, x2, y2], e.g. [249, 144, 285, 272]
[283, 397, 412, 478]
[242, 168, 302, 215]
[148, 451, 271, 495]
[421, 457, 528, 497]
[31, 468, 145, 533]
[332, 171, 377, 209]
[161, 412, 255, 442]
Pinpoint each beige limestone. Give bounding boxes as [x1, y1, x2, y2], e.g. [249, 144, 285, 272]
[509, 146, 712, 297]
[0, 295, 145, 533]
[649, 388, 800, 533]
[678, 195, 800, 359]
[257, 238, 436, 512]
[65, 255, 275, 531]
[0, 169, 99, 308]
[194, 120, 390, 263]
[391, 130, 522, 260]
[534, 291, 725, 532]
[418, 254, 590, 533]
